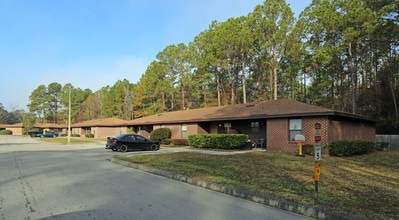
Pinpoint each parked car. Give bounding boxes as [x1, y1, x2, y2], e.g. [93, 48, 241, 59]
[37, 131, 58, 138]
[105, 134, 160, 152]
[27, 131, 43, 137]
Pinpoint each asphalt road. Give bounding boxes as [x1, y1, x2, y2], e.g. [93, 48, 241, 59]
[0, 136, 312, 220]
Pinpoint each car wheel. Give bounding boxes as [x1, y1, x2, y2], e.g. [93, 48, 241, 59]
[150, 144, 157, 151]
[120, 145, 128, 152]
[111, 148, 118, 152]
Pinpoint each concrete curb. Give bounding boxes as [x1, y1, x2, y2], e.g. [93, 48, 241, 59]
[110, 157, 362, 220]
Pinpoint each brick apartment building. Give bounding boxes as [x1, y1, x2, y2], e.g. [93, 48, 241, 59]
[128, 99, 376, 152]
[1, 99, 375, 152]
[0, 123, 66, 136]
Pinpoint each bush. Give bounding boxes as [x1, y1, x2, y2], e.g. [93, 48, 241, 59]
[150, 128, 171, 142]
[0, 130, 12, 135]
[162, 139, 172, 145]
[171, 138, 189, 146]
[188, 134, 248, 149]
[162, 138, 189, 146]
[375, 142, 389, 151]
[85, 133, 94, 138]
[71, 134, 81, 137]
[328, 140, 376, 157]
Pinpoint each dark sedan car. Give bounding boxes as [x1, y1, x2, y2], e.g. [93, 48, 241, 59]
[37, 131, 58, 138]
[105, 134, 160, 152]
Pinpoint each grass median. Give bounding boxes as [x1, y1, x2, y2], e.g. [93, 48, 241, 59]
[115, 150, 399, 220]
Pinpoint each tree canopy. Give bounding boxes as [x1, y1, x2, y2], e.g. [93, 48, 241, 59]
[12, 0, 399, 134]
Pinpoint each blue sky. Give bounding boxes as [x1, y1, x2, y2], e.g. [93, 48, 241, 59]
[0, 0, 311, 111]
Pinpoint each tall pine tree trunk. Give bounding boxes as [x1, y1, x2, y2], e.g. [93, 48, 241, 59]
[349, 42, 357, 114]
[273, 44, 278, 100]
[242, 59, 247, 103]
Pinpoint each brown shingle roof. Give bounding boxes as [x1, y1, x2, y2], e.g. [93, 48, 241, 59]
[128, 99, 372, 125]
[1, 123, 23, 128]
[71, 118, 128, 127]
[0, 123, 66, 129]
[34, 123, 67, 129]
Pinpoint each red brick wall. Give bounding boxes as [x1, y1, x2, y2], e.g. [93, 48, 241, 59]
[302, 117, 329, 145]
[95, 126, 127, 138]
[153, 117, 375, 151]
[7, 127, 24, 135]
[69, 126, 127, 138]
[267, 118, 290, 151]
[154, 123, 205, 139]
[266, 116, 375, 152]
[163, 124, 181, 139]
[266, 117, 329, 152]
[329, 120, 375, 142]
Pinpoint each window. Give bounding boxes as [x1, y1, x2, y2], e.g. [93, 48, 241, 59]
[136, 135, 145, 141]
[289, 119, 302, 141]
[123, 135, 131, 140]
[250, 122, 259, 133]
[181, 124, 187, 138]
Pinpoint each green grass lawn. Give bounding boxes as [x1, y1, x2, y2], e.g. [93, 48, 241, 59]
[116, 150, 399, 220]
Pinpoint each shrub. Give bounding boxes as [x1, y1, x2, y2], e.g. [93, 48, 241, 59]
[150, 128, 171, 142]
[171, 138, 189, 146]
[375, 142, 389, 151]
[188, 134, 248, 149]
[328, 140, 376, 156]
[162, 139, 172, 145]
[71, 134, 81, 137]
[0, 130, 12, 135]
[85, 133, 94, 138]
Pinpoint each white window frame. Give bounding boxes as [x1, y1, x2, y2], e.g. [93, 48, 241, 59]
[181, 124, 187, 138]
[289, 119, 302, 141]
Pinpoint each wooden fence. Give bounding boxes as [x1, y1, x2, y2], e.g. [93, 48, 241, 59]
[376, 135, 399, 151]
